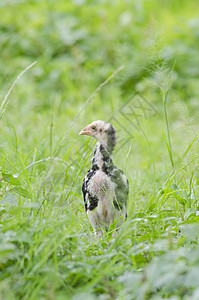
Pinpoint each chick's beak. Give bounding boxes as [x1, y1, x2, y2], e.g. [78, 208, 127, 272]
[79, 125, 93, 136]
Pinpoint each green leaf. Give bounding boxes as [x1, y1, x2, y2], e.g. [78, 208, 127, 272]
[2, 173, 21, 186]
[0, 193, 18, 206]
[11, 187, 31, 199]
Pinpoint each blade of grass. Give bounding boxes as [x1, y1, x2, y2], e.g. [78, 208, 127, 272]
[0, 61, 37, 120]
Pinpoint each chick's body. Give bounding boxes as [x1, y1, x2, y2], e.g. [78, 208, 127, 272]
[79, 120, 129, 237]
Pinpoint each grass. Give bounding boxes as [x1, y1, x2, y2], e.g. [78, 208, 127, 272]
[1, 0, 199, 299]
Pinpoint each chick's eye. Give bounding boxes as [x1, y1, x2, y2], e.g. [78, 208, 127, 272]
[92, 126, 96, 130]
[99, 129, 102, 132]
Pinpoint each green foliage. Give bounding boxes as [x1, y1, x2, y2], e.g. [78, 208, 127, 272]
[1, 0, 199, 299]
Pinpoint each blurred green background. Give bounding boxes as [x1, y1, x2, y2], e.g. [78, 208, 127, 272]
[1, 0, 199, 145]
[1, 0, 199, 175]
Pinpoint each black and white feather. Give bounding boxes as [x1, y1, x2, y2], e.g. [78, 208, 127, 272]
[79, 120, 129, 237]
